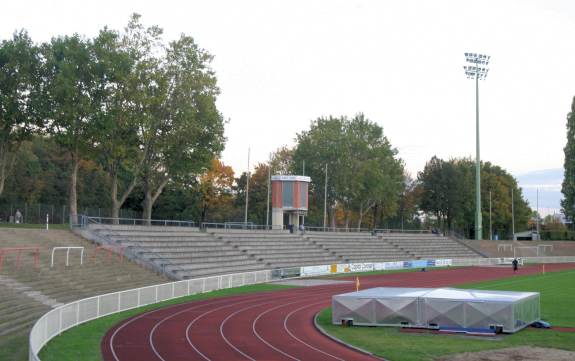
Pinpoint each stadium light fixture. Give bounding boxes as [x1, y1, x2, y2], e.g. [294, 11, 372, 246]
[463, 52, 490, 240]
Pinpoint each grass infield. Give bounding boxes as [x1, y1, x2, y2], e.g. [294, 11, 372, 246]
[317, 268, 575, 361]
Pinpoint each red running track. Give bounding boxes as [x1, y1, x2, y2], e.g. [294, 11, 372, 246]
[102, 264, 575, 361]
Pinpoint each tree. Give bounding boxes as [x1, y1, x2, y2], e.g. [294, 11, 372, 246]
[270, 146, 294, 175]
[198, 159, 235, 223]
[138, 31, 225, 221]
[293, 114, 404, 228]
[418, 157, 530, 239]
[562, 96, 575, 223]
[92, 25, 141, 221]
[41, 34, 99, 223]
[0, 31, 42, 197]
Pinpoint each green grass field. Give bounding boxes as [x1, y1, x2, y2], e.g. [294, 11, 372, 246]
[37, 283, 292, 361]
[317, 268, 575, 361]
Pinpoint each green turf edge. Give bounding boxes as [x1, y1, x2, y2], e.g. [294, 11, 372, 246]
[316, 269, 575, 361]
[37, 283, 294, 361]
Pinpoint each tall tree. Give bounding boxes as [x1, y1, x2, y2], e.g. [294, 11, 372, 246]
[418, 157, 530, 238]
[0, 31, 42, 197]
[562, 96, 575, 223]
[139, 33, 225, 221]
[293, 114, 404, 228]
[41, 34, 99, 223]
[92, 17, 157, 221]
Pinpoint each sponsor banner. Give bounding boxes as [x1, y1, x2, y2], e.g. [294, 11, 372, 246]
[349, 263, 375, 273]
[435, 259, 453, 267]
[382, 261, 404, 270]
[330, 264, 338, 273]
[403, 260, 428, 269]
[373, 262, 386, 271]
[336, 264, 351, 273]
[300, 264, 330, 276]
[426, 260, 436, 267]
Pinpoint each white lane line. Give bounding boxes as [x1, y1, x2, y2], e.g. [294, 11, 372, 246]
[111, 292, 270, 361]
[149, 296, 255, 361]
[283, 301, 347, 361]
[251, 289, 340, 361]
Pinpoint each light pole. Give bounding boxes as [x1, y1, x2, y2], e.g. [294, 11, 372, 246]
[464, 52, 490, 240]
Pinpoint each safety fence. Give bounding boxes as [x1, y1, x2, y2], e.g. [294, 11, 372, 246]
[28, 255, 575, 361]
[29, 269, 273, 361]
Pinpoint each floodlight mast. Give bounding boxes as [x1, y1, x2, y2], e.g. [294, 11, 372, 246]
[463, 52, 490, 240]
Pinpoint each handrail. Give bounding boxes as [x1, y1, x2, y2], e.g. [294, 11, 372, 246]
[83, 215, 197, 228]
[374, 228, 431, 234]
[304, 226, 371, 233]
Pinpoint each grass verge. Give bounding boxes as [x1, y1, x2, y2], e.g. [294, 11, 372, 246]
[317, 268, 575, 361]
[38, 283, 293, 361]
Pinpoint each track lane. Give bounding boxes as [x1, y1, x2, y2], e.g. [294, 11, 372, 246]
[102, 264, 575, 361]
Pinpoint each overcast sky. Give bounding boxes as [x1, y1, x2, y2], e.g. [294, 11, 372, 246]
[2, 0, 574, 207]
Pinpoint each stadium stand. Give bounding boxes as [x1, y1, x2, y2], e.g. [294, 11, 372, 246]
[212, 230, 341, 268]
[86, 225, 267, 279]
[0, 228, 167, 361]
[83, 224, 482, 282]
[305, 232, 412, 262]
[381, 233, 480, 259]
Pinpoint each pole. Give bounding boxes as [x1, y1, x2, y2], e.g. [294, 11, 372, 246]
[244, 148, 250, 225]
[536, 188, 540, 237]
[475, 69, 482, 240]
[489, 191, 492, 240]
[511, 188, 515, 239]
[302, 160, 305, 226]
[266, 154, 271, 229]
[323, 164, 328, 230]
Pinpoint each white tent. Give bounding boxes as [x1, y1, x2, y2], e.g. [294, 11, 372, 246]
[332, 287, 540, 333]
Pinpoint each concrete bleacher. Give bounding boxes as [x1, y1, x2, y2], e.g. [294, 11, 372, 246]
[0, 228, 167, 361]
[212, 230, 341, 268]
[87, 225, 266, 279]
[305, 232, 412, 262]
[85, 225, 483, 283]
[381, 233, 480, 259]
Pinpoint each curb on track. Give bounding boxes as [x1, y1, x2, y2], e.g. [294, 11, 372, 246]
[313, 311, 388, 361]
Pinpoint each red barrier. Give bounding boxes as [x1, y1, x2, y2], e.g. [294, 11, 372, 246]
[0, 247, 40, 270]
[92, 245, 125, 264]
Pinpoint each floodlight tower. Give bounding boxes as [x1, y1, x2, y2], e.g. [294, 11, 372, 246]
[463, 52, 490, 240]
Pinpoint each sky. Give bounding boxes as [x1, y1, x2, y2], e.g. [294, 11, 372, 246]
[2, 0, 574, 213]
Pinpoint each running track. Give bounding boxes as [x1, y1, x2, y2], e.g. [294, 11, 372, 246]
[102, 264, 575, 361]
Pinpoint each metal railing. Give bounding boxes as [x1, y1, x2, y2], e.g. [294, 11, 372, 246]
[81, 215, 197, 228]
[29, 269, 275, 361]
[304, 226, 371, 233]
[200, 222, 277, 231]
[374, 228, 431, 234]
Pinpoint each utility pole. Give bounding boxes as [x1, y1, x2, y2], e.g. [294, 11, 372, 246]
[266, 153, 271, 229]
[489, 191, 492, 240]
[464, 52, 490, 240]
[536, 188, 540, 237]
[323, 164, 328, 230]
[244, 148, 250, 225]
[511, 188, 515, 240]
